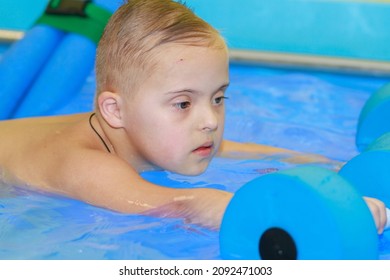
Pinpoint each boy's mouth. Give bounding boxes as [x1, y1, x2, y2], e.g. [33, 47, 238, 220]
[193, 142, 214, 157]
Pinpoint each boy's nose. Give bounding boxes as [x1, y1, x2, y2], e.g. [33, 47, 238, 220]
[199, 106, 219, 132]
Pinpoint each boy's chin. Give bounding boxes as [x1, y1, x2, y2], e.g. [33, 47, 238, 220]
[173, 165, 209, 177]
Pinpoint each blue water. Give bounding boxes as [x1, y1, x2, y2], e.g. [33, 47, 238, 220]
[0, 63, 390, 259]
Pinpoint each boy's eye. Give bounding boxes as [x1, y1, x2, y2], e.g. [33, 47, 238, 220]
[174, 101, 191, 110]
[213, 96, 228, 105]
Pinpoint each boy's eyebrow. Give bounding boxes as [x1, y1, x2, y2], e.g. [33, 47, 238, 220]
[219, 83, 230, 91]
[166, 82, 230, 95]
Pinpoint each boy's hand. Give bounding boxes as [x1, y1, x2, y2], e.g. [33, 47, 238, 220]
[364, 197, 387, 234]
[142, 188, 233, 230]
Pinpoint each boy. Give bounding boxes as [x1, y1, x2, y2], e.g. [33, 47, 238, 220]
[0, 0, 387, 232]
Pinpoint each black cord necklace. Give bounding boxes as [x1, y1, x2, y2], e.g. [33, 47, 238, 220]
[89, 113, 112, 153]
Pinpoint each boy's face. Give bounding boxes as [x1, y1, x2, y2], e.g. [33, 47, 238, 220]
[122, 43, 229, 175]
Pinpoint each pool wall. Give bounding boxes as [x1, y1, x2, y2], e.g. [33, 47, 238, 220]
[0, 0, 389, 63]
[186, 0, 390, 62]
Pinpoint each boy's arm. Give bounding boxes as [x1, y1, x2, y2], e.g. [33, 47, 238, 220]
[218, 139, 341, 167]
[56, 149, 232, 229]
[218, 139, 297, 156]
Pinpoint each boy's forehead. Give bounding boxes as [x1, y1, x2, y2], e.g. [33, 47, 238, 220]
[142, 44, 229, 91]
[153, 43, 228, 67]
[124, 42, 229, 98]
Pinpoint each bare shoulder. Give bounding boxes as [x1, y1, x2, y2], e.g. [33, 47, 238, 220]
[0, 113, 89, 150]
[0, 113, 96, 187]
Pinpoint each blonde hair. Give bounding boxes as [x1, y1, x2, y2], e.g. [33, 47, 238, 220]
[95, 0, 225, 100]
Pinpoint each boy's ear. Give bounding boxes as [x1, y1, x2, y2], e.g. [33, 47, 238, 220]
[97, 91, 124, 128]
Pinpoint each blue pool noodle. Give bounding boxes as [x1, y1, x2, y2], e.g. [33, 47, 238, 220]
[0, 25, 64, 120]
[11, 0, 121, 118]
[13, 33, 97, 118]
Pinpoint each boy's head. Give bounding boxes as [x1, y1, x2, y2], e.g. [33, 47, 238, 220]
[95, 0, 226, 100]
[94, 0, 229, 176]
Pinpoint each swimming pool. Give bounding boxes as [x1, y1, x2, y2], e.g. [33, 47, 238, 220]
[0, 61, 389, 259]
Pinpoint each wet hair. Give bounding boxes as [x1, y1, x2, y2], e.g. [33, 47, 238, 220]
[95, 0, 225, 100]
